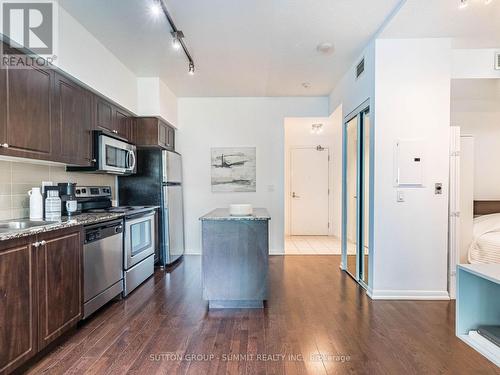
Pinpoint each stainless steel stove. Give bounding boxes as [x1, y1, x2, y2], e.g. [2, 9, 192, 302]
[77, 186, 156, 298]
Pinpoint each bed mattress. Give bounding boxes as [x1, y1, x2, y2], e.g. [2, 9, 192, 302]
[469, 213, 500, 264]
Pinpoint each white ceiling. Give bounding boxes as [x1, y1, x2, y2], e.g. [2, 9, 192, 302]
[381, 0, 500, 48]
[58, 0, 401, 97]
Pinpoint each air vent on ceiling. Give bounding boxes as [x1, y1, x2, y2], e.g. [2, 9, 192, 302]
[356, 57, 365, 79]
[495, 52, 500, 70]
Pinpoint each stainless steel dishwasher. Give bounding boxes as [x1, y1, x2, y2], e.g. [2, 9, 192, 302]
[83, 219, 124, 318]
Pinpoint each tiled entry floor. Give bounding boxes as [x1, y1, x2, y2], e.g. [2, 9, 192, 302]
[285, 235, 342, 254]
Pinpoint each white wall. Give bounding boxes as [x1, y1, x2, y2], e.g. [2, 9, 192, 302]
[283, 114, 342, 237]
[329, 41, 375, 117]
[452, 49, 500, 79]
[56, 6, 138, 112]
[137, 77, 179, 127]
[177, 97, 329, 254]
[371, 38, 452, 299]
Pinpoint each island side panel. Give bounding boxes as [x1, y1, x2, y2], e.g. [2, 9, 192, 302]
[202, 219, 268, 307]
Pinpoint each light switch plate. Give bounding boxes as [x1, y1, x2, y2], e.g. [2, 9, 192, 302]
[397, 190, 405, 202]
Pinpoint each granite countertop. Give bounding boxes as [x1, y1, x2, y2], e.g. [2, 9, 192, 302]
[200, 208, 271, 221]
[0, 212, 125, 241]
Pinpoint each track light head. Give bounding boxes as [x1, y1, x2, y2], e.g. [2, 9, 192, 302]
[149, 0, 161, 17]
[459, 0, 469, 9]
[188, 62, 195, 75]
[171, 31, 184, 51]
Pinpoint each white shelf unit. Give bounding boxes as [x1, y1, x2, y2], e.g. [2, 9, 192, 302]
[456, 264, 500, 366]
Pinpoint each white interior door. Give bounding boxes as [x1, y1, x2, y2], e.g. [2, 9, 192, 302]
[290, 147, 329, 235]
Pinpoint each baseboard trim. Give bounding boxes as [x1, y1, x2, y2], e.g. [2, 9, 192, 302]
[369, 289, 450, 300]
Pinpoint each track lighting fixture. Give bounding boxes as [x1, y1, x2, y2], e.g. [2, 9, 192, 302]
[459, 0, 494, 9]
[153, 0, 196, 75]
[171, 31, 184, 50]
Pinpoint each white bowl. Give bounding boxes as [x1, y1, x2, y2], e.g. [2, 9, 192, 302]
[229, 204, 253, 216]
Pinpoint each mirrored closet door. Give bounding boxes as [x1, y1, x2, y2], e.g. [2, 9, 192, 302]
[342, 104, 371, 288]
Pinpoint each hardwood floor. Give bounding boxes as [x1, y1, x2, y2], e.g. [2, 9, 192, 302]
[22, 255, 497, 374]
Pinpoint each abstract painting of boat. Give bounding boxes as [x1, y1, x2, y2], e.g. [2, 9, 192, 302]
[211, 147, 256, 192]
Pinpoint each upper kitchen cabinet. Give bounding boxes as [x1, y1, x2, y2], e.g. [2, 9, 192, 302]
[52, 73, 94, 166]
[0, 62, 54, 160]
[133, 117, 176, 151]
[94, 96, 132, 140]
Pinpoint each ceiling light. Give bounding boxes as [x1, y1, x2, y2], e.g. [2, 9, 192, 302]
[171, 31, 184, 50]
[302, 82, 311, 89]
[188, 62, 195, 75]
[459, 0, 468, 9]
[316, 42, 335, 56]
[311, 123, 324, 134]
[149, 0, 161, 17]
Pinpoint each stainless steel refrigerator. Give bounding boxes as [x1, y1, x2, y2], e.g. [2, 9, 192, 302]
[118, 149, 185, 266]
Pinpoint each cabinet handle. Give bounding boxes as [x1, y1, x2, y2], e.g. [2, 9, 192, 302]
[32, 242, 40, 247]
[88, 158, 97, 163]
[40, 240, 47, 246]
[0, 143, 9, 148]
[112, 130, 118, 134]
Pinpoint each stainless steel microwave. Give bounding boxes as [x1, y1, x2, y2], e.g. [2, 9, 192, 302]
[67, 131, 136, 175]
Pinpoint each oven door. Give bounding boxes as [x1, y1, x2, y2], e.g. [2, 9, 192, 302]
[124, 212, 155, 269]
[99, 134, 136, 175]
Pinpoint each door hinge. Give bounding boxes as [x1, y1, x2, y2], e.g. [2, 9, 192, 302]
[328, 189, 330, 195]
[450, 211, 460, 217]
[328, 222, 330, 228]
[450, 151, 460, 157]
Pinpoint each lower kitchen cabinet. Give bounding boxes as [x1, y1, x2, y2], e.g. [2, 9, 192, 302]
[0, 226, 83, 374]
[36, 228, 83, 350]
[0, 238, 37, 375]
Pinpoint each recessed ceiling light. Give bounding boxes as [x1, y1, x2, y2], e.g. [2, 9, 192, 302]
[316, 42, 335, 55]
[302, 82, 311, 89]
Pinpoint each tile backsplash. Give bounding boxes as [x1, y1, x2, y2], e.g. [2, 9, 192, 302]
[0, 159, 116, 220]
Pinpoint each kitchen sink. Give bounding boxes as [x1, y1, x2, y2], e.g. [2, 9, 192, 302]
[0, 219, 55, 233]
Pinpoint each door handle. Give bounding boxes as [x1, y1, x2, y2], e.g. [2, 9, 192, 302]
[292, 192, 300, 198]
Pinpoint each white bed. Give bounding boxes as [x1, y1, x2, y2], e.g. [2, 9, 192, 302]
[469, 213, 500, 264]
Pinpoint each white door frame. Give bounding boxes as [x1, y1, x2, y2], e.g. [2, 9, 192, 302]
[289, 145, 330, 236]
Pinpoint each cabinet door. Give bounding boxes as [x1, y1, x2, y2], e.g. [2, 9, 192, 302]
[166, 126, 175, 150]
[114, 108, 130, 140]
[53, 73, 93, 166]
[0, 240, 37, 374]
[37, 228, 82, 350]
[1, 65, 53, 159]
[95, 96, 114, 133]
[158, 122, 168, 148]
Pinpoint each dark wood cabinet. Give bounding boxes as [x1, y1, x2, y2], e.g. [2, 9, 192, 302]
[0, 63, 54, 160]
[94, 96, 131, 140]
[0, 239, 37, 375]
[52, 73, 93, 166]
[133, 117, 175, 151]
[37, 227, 82, 350]
[0, 226, 83, 373]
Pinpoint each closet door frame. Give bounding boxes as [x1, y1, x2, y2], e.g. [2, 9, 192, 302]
[342, 99, 372, 290]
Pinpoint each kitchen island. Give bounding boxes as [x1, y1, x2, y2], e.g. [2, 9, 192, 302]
[200, 208, 270, 308]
